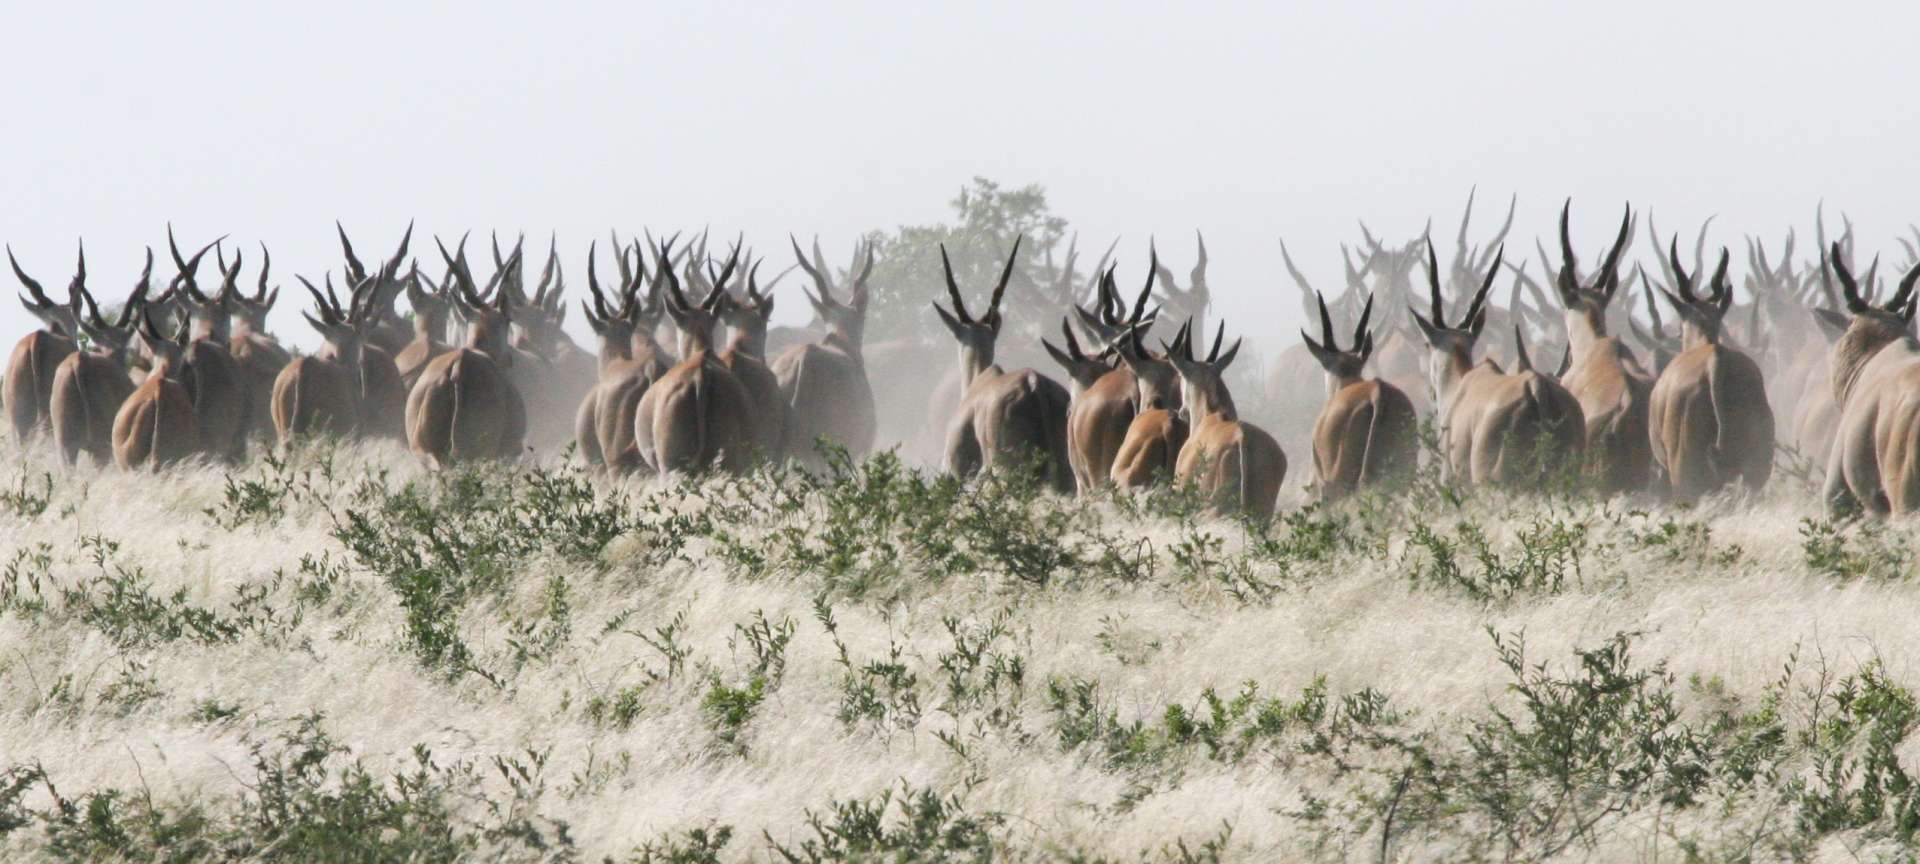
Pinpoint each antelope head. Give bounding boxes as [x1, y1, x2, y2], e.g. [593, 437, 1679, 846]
[1300, 290, 1375, 397]
[1164, 318, 1242, 423]
[1071, 250, 1158, 348]
[221, 242, 281, 339]
[440, 236, 515, 362]
[582, 241, 647, 362]
[1657, 239, 1735, 349]
[1554, 200, 1633, 353]
[719, 260, 778, 357]
[790, 236, 874, 348]
[405, 262, 451, 342]
[1040, 318, 1112, 395]
[1115, 321, 1182, 413]
[9, 243, 84, 337]
[933, 236, 1021, 388]
[133, 304, 191, 380]
[512, 235, 572, 355]
[75, 248, 153, 365]
[167, 226, 230, 342]
[1823, 244, 1919, 407]
[1411, 237, 1500, 403]
[297, 271, 375, 365]
[660, 240, 737, 357]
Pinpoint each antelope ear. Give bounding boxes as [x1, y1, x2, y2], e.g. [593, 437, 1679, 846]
[1467, 307, 1488, 338]
[1300, 331, 1337, 371]
[1810, 308, 1850, 342]
[1408, 307, 1439, 343]
[932, 302, 966, 339]
[1213, 337, 1243, 371]
[1041, 339, 1075, 372]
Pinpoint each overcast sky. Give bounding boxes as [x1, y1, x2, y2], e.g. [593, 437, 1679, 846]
[4, 1, 1916, 351]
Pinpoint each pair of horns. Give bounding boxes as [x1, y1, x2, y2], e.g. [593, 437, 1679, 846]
[938, 235, 1023, 325]
[1303, 290, 1374, 355]
[1557, 200, 1632, 298]
[1422, 236, 1501, 330]
[1831, 241, 1920, 316]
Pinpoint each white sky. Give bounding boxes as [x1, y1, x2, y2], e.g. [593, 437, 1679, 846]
[4, 1, 1917, 351]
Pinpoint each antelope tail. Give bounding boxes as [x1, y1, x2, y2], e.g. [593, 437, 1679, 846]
[75, 361, 94, 462]
[1036, 379, 1070, 491]
[1237, 433, 1250, 514]
[27, 337, 50, 433]
[693, 368, 710, 470]
[1706, 350, 1729, 455]
[1356, 385, 1385, 488]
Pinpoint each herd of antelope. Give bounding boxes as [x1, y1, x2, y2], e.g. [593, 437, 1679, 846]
[7, 195, 1920, 520]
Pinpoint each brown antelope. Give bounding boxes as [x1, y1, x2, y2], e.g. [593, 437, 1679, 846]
[575, 242, 674, 471]
[50, 253, 150, 466]
[114, 309, 200, 470]
[717, 260, 789, 461]
[1044, 318, 1122, 492]
[165, 230, 254, 461]
[1414, 241, 1586, 487]
[1054, 262, 1159, 492]
[1108, 325, 1189, 490]
[219, 244, 292, 436]
[271, 274, 394, 443]
[773, 237, 876, 466]
[404, 239, 527, 467]
[1553, 202, 1653, 494]
[1164, 320, 1286, 518]
[1819, 247, 1920, 516]
[634, 246, 756, 474]
[5, 246, 82, 444]
[1302, 291, 1418, 500]
[396, 264, 452, 389]
[1645, 242, 1775, 500]
[933, 238, 1073, 491]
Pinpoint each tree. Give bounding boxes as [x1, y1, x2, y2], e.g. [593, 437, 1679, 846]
[854, 177, 1072, 343]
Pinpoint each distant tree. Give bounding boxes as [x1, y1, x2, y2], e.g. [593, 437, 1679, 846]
[854, 177, 1072, 343]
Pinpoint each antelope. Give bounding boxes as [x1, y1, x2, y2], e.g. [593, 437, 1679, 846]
[1044, 318, 1122, 491]
[221, 244, 292, 436]
[634, 245, 756, 474]
[1554, 202, 1654, 494]
[773, 237, 877, 466]
[1108, 325, 1190, 490]
[1052, 262, 1159, 492]
[1302, 291, 1418, 500]
[1788, 254, 1854, 464]
[1818, 247, 1920, 516]
[271, 274, 393, 443]
[50, 253, 150, 466]
[113, 309, 200, 470]
[717, 260, 789, 461]
[5, 246, 82, 444]
[1414, 241, 1586, 487]
[575, 242, 673, 471]
[165, 230, 254, 462]
[1645, 242, 1776, 500]
[493, 238, 598, 431]
[1165, 319, 1287, 518]
[403, 239, 527, 467]
[395, 265, 452, 389]
[933, 238, 1073, 491]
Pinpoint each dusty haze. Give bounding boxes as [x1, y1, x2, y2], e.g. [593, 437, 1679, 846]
[4, 1, 1917, 350]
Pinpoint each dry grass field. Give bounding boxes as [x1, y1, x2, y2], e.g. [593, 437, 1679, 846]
[2, 434, 1919, 862]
